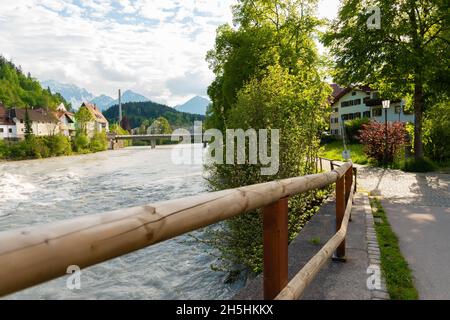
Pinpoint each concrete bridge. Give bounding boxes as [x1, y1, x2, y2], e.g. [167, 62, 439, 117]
[107, 133, 204, 149]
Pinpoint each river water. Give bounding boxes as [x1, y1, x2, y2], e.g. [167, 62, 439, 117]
[0, 145, 244, 299]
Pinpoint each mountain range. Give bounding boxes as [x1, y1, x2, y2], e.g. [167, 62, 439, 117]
[41, 80, 209, 115]
[175, 96, 210, 115]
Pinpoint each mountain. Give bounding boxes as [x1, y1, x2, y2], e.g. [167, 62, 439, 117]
[0, 57, 68, 109]
[41, 80, 95, 109]
[90, 94, 114, 111]
[103, 101, 205, 129]
[108, 90, 150, 108]
[175, 96, 210, 115]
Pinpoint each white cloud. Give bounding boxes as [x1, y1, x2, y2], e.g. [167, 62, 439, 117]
[0, 0, 337, 106]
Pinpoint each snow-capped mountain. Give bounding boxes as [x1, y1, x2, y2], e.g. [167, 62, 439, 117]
[175, 96, 210, 115]
[106, 90, 150, 109]
[41, 80, 95, 110]
[90, 94, 115, 111]
[41, 80, 151, 111]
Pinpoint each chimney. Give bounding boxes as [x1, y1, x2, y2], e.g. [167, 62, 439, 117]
[118, 89, 122, 125]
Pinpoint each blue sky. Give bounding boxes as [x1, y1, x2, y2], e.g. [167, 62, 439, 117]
[0, 0, 340, 106]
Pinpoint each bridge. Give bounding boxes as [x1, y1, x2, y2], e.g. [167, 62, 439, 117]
[0, 162, 361, 300]
[107, 133, 204, 149]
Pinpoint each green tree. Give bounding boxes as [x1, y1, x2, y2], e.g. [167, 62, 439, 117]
[205, 0, 331, 273]
[323, 0, 450, 160]
[24, 106, 33, 140]
[75, 106, 94, 135]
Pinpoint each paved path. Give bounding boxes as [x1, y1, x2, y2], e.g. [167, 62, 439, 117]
[356, 166, 450, 299]
[235, 193, 387, 300]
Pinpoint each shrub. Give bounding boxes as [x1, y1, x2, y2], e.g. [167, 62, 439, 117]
[45, 135, 72, 156]
[344, 117, 370, 144]
[401, 157, 437, 172]
[0, 140, 7, 159]
[72, 134, 90, 152]
[358, 121, 408, 164]
[423, 101, 450, 162]
[90, 131, 108, 152]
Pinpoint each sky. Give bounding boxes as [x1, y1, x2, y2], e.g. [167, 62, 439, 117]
[0, 0, 340, 106]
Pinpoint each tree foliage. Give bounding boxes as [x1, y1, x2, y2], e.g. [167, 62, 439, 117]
[103, 101, 204, 130]
[323, 0, 450, 160]
[0, 55, 69, 108]
[205, 0, 332, 274]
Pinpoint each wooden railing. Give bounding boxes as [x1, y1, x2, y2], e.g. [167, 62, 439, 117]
[0, 162, 354, 299]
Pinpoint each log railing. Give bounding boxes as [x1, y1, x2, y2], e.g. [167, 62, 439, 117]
[0, 162, 354, 299]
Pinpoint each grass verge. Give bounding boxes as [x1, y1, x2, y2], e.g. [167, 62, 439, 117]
[319, 141, 369, 165]
[369, 197, 419, 300]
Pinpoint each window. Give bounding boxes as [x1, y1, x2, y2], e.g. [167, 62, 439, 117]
[353, 99, 361, 105]
[366, 92, 371, 96]
[341, 100, 353, 107]
[352, 91, 357, 96]
[363, 97, 370, 104]
[9, 128, 13, 133]
[372, 108, 382, 117]
[20, 119, 24, 124]
[363, 111, 371, 118]
[331, 117, 339, 124]
[354, 112, 362, 119]
[333, 107, 338, 113]
[21, 128, 24, 132]
[342, 114, 349, 120]
[0, 128, 3, 133]
[395, 106, 401, 114]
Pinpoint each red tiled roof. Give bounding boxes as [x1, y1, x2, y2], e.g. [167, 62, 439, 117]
[0, 104, 14, 125]
[81, 102, 108, 124]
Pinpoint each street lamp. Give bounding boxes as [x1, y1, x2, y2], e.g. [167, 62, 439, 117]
[382, 100, 390, 165]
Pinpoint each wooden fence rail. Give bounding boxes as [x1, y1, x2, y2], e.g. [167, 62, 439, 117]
[0, 162, 353, 298]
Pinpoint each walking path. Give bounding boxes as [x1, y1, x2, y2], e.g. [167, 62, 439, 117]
[235, 193, 388, 300]
[355, 165, 450, 299]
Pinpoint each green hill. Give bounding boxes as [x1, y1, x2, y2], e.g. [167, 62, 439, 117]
[103, 101, 205, 129]
[0, 56, 69, 109]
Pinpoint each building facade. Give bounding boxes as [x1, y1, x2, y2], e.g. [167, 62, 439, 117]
[329, 85, 415, 137]
[79, 102, 109, 137]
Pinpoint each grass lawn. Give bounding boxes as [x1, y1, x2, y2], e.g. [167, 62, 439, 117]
[319, 141, 369, 165]
[370, 197, 419, 300]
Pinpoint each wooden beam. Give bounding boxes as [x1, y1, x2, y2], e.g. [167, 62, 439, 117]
[0, 163, 352, 297]
[263, 197, 288, 300]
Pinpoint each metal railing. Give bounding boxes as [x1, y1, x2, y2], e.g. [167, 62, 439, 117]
[0, 162, 354, 299]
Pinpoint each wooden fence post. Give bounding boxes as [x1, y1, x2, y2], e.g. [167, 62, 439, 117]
[333, 171, 346, 261]
[263, 197, 289, 300]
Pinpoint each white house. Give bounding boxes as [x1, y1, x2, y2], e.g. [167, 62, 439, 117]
[0, 104, 16, 140]
[53, 103, 76, 137]
[12, 108, 60, 138]
[79, 102, 109, 137]
[329, 84, 414, 137]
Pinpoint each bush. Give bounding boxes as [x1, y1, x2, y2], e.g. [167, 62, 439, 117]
[90, 131, 108, 152]
[401, 157, 437, 172]
[423, 101, 450, 162]
[0, 140, 7, 159]
[359, 121, 408, 164]
[345, 117, 370, 144]
[72, 134, 90, 152]
[45, 135, 72, 156]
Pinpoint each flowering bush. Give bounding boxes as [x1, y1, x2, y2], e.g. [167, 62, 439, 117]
[358, 121, 408, 164]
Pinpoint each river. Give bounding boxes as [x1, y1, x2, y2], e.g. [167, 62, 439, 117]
[0, 145, 245, 299]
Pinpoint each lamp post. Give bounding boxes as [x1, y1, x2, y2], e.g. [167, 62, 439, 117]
[382, 100, 390, 166]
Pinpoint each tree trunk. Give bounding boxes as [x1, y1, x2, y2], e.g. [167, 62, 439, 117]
[413, 82, 424, 160]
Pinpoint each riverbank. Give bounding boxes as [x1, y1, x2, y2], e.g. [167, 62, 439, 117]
[0, 133, 108, 161]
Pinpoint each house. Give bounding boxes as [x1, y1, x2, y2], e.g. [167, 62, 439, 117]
[79, 102, 109, 137]
[0, 104, 16, 140]
[329, 84, 414, 138]
[7, 107, 60, 139]
[53, 103, 76, 137]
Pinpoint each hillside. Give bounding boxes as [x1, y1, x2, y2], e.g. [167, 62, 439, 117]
[175, 96, 210, 115]
[0, 56, 68, 109]
[103, 101, 204, 129]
